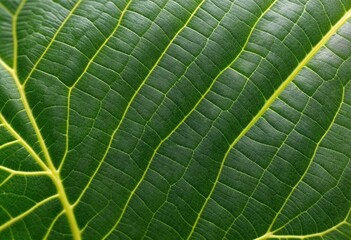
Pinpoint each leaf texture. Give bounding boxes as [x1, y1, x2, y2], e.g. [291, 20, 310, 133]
[1, 0, 351, 239]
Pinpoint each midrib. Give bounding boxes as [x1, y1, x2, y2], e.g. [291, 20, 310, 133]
[6, 67, 82, 240]
[6, 0, 82, 238]
[0, 56, 81, 238]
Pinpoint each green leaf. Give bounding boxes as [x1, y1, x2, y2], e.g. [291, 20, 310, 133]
[1, 0, 351, 239]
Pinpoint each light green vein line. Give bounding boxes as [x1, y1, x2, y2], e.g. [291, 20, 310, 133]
[59, 0, 133, 172]
[183, 0, 278, 237]
[22, 0, 83, 85]
[0, 56, 14, 73]
[222, 84, 317, 239]
[187, 6, 351, 240]
[12, 0, 26, 70]
[264, 86, 345, 236]
[0, 140, 20, 150]
[0, 174, 12, 187]
[0, 113, 49, 172]
[0, 2, 13, 16]
[8, 1, 83, 237]
[4, 2, 85, 236]
[0, 165, 50, 176]
[257, 208, 351, 239]
[2, 61, 81, 240]
[105, 0, 281, 238]
[74, 0, 206, 212]
[76, 0, 204, 238]
[0, 194, 59, 232]
[42, 210, 65, 240]
[100, 0, 279, 238]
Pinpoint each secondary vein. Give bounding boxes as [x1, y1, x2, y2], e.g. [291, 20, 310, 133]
[188, 5, 351, 240]
[59, 0, 133, 172]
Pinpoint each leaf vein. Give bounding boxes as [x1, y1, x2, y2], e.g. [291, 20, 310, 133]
[187, 5, 351, 240]
[0, 194, 59, 232]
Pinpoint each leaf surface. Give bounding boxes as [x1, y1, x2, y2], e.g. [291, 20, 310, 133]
[1, 0, 351, 239]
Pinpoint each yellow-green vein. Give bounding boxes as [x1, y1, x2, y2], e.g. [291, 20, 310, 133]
[4, 63, 81, 238]
[0, 165, 50, 176]
[263, 84, 345, 237]
[22, 0, 83, 85]
[222, 85, 319, 239]
[0, 2, 13, 16]
[0, 175, 13, 188]
[256, 208, 351, 239]
[12, 0, 26, 70]
[9, 1, 83, 237]
[72, 0, 205, 237]
[0, 113, 49, 172]
[59, 0, 133, 172]
[42, 210, 65, 240]
[187, 6, 351, 240]
[0, 56, 14, 73]
[73, 0, 206, 212]
[0, 140, 20, 150]
[0, 194, 59, 232]
[102, 0, 281, 238]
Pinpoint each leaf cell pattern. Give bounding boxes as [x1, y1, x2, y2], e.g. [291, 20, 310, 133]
[1, 0, 351, 239]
